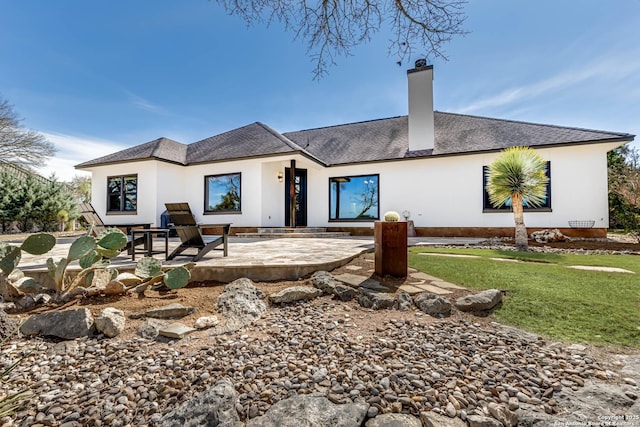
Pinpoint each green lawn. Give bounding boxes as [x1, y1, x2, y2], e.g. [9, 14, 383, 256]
[408, 247, 640, 348]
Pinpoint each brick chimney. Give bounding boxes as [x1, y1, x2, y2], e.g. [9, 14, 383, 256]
[407, 59, 434, 152]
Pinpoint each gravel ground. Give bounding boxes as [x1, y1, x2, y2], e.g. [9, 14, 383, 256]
[1, 295, 631, 427]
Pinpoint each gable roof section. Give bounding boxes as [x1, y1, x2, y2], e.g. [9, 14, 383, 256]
[185, 122, 318, 164]
[283, 116, 408, 165]
[432, 112, 633, 156]
[76, 137, 187, 168]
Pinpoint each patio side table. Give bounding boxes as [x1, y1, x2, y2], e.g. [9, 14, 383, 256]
[131, 229, 169, 261]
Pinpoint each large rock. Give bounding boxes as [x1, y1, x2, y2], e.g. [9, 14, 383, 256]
[146, 303, 196, 319]
[467, 415, 502, 427]
[488, 402, 517, 427]
[396, 291, 414, 311]
[137, 318, 168, 340]
[455, 289, 502, 312]
[20, 308, 94, 339]
[420, 412, 467, 427]
[358, 289, 395, 310]
[311, 271, 341, 294]
[159, 377, 239, 427]
[269, 286, 323, 304]
[414, 293, 451, 316]
[0, 309, 18, 340]
[246, 395, 368, 427]
[333, 284, 356, 301]
[95, 307, 125, 338]
[366, 413, 421, 426]
[530, 228, 566, 243]
[211, 278, 266, 335]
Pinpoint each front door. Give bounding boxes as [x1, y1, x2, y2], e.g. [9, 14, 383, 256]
[285, 168, 307, 227]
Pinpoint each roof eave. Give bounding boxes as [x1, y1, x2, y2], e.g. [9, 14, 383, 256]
[75, 156, 187, 170]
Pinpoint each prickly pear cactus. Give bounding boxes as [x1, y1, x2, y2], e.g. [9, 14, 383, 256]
[97, 229, 128, 251]
[20, 233, 56, 255]
[163, 266, 191, 289]
[0, 243, 21, 275]
[135, 257, 163, 279]
[67, 236, 97, 261]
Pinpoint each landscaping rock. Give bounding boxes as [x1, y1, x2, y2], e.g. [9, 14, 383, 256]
[211, 278, 266, 335]
[333, 284, 356, 301]
[245, 395, 368, 427]
[159, 322, 196, 339]
[466, 415, 503, 427]
[311, 271, 341, 294]
[531, 228, 567, 243]
[0, 308, 18, 340]
[195, 316, 219, 329]
[455, 289, 502, 312]
[103, 280, 127, 295]
[420, 412, 467, 427]
[14, 276, 43, 294]
[269, 286, 322, 304]
[137, 318, 168, 339]
[358, 288, 395, 310]
[20, 308, 94, 339]
[488, 402, 518, 427]
[414, 293, 451, 316]
[366, 413, 421, 426]
[396, 291, 414, 311]
[146, 303, 196, 319]
[95, 307, 125, 338]
[159, 377, 239, 427]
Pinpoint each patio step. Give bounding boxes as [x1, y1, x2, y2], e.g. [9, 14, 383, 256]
[237, 227, 351, 238]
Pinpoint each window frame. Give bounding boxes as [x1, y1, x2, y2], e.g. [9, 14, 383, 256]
[328, 173, 380, 222]
[204, 172, 242, 214]
[482, 161, 552, 213]
[106, 174, 138, 214]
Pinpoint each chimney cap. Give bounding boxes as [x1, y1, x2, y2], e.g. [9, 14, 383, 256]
[407, 59, 433, 74]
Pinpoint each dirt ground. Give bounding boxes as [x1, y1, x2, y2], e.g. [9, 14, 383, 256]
[7, 235, 639, 346]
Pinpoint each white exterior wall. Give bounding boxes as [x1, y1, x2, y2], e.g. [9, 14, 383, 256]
[84, 142, 619, 230]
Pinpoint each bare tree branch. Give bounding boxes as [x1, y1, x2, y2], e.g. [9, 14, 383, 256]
[216, 0, 467, 79]
[0, 97, 55, 168]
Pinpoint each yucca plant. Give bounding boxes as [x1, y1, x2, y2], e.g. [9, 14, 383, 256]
[486, 146, 549, 251]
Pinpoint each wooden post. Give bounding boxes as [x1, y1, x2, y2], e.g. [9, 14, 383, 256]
[289, 159, 296, 228]
[374, 221, 408, 277]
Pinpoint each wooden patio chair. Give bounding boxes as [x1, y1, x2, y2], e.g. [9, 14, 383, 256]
[164, 202, 231, 261]
[77, 202, 151, 253]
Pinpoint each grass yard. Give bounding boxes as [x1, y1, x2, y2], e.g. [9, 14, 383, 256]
[408, 247, 640, 348]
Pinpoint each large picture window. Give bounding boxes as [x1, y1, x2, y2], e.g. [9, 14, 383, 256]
[329, 174, 379, 221]
[482, 162, 551, 212]
[107, 175, 137, 213]
[205, 173, 241, 213]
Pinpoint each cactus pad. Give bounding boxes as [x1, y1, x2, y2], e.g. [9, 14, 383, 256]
[163, 266, 191, 289]
[20, 233, 56, 255]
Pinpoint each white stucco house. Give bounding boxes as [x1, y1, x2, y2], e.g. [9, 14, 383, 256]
[76, 61, 635, 238]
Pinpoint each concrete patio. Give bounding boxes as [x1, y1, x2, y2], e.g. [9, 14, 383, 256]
[15, 235, 485, 285]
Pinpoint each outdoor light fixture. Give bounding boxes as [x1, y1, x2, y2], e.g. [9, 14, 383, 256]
[277, 171, 284, 183]
[402, 210, 410, 220]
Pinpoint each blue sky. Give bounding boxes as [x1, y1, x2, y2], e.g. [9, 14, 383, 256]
[1, 0, 639, 181]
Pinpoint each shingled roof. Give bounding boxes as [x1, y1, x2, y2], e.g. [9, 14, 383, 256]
[76, 137, 187, 168]
[76, 112, 634, 169]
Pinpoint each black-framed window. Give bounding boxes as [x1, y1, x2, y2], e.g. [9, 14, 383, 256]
[205, 173, 241, 214]
[329, 174, 379, 221]
[483, 162, 551, 212]
[107, 175, 137, 213]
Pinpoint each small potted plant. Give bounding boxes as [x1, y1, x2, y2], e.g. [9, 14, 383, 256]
[374, 211, 407, 277]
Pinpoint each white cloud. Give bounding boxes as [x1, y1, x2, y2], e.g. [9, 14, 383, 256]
[36, 132, 129, 182]
[457, 57, 640, 115]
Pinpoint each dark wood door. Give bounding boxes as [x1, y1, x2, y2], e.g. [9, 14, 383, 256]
[285, 168, 307, 227]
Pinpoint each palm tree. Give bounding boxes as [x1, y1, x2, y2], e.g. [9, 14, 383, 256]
[486, 146, 549, 251]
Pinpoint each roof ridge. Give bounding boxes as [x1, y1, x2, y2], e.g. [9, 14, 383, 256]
[284, 115, 406, 134]
[436, 111, 634, 138]
[256, 122, 327, 165]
